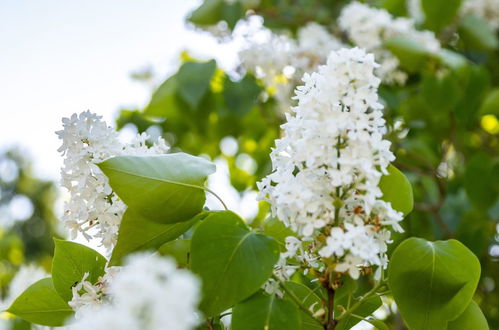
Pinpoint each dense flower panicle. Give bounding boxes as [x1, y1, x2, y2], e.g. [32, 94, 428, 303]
[258, 48, 403, 279]
[339, 2, 441, 84]
[461, 0, 499, 30]
[239, 20, 344, 111]
[56, 111, 169, 249]
[68, 254, 201, 330]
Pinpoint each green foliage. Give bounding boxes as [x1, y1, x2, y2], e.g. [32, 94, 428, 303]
[464, 153, 497, 209]
[480, 88, 499, 115]
[109, 210, 204, 265]
[232, 292, 301, 330]
[190, 211, 280, 316]
[421, 0, 462, 32]
[385, 35, 434, 71]
[158, 238, 192, 268]
[145, 75, 179, 117]
[52, 239, 107, 301]
[388, 238, 481, 329]
[459, 15, 499, 51]
[282, 281, 323, 329]
[379, 164, 414, 215]
[7, 0, 499, 328]
[223, 74, 262, 117]
[0, 150, 60, 293]
[336, 296, 382, 330]
[262, 217, 295, 250]
[364, 318, 389, 330]
[7, 278, 73, 327]
[177, 60, 217, 109]
[187, 0, 224, 26]
[447, 301, 489, 330]
[98, 153, 215, 224]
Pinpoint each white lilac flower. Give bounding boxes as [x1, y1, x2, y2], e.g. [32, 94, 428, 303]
[68, 267, 118, 318]
[461, 0, 499, 31]
[258, 47, 403, 278]
[238, 19, 343, 111]
[338, 2, 441, 84]
[56, 111, 169, 249]
[67, 254, 201, 330]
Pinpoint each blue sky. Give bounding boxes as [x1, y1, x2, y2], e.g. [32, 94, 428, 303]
[0, 0, 235, 179]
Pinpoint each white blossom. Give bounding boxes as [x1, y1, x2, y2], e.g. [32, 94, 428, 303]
[339, 2, 440, 84]
[238, 19, 344, 111]
[258, 48, 403, 278]
[67, 254, 201, 330]
[68, 267, 118, 318]
[56, 111, 169, 249]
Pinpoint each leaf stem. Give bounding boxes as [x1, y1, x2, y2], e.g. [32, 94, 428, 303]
[204, 188, 229, 211]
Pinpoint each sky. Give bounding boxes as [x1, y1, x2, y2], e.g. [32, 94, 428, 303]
[0, 0, 238, 180]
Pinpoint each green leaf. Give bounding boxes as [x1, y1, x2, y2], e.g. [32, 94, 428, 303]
[158, 238, 192, 268]
[223, 74, 261, 117]
[98, 153, 216, 224]
[365, 318, 389, 330]
[144, 75, 180, 117]
[436, 49, 468, 71]
[177, 60, 217, 109]
[388, 238, 481, 330]
[379, 164, 414, 215]
[385, 35, 434, 71]
[422, 0, 462, 32]
[187, 0, 223, 26]
[336, 296, 382, 330]
[283, 281, 324, 330]
[52, 239, 107, 301]
[480, 88, 499, 115]
[379, 0, 408, 16]
[464, 154, 497, 209]
[263, 217, 295, 251]
[221, 2, 244, 30]
[232, 292, 301, 330]
[7, 278, 74, 327]
[109, 210, 204, 265]
[190, 211, 280, 316]
[447, 301, 489, 330]
[459, 14, 499, 51]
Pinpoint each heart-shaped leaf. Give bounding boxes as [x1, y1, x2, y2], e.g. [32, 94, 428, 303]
[190, 211, 280, 316]
[388, 238, 481, 330]
[98, 153, 215, 224]
[52, 239, 107, 301]
[7, 278, 73, 327]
